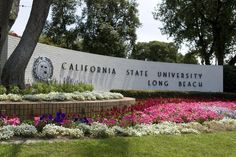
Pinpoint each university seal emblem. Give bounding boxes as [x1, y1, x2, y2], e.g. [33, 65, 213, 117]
[32, 57, 53, 81]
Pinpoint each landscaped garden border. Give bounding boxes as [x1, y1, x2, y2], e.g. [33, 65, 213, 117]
[111, 89, 236, 99]
[0, 97, 135, 120]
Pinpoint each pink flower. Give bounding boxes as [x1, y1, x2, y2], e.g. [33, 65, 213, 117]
[4, 117, 20, 126]
[34, 116, 40, 126]
[92, 98, 235, 126]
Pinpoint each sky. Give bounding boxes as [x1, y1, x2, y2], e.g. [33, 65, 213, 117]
[11, 0, 173, 43]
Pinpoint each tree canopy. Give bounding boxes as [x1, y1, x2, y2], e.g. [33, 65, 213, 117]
[131, 41, 198, 64]
[154, 0, 236, 65]
[41, 0, 79, 49]
[79, 0, 140, 57]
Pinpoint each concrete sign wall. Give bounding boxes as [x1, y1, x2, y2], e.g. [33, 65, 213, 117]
[8, 36, 223, 92]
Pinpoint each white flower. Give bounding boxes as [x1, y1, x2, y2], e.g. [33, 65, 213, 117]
[72, 93, 85, 101]
[14, 124, 37, 137]
[42, 124, 83, 138]
[0, 94, 9, 101]
[90, 122, 115, 138]
[0, 125, 14, 140]
[23, 94, 41, 101]
[7, 94, 22, 102]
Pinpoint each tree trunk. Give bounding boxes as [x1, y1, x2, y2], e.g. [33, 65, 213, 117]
[9, 0, 20, 29]
[213, 26, 225, 65]
[216, 40, 224, 65]
[0, 0, 13, 65]
[228, 55, 236, 66]
[204, 53, 211, 65]
[1, 0, 52, 89]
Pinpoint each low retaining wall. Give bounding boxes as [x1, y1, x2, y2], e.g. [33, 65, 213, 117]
[0, 98, 135, 120]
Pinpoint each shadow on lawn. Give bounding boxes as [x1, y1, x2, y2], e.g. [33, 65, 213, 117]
[79, 137, 131, 157]
[0, 143, 23, 157]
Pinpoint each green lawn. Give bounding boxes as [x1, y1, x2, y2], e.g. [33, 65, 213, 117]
[0, 132, 236, 157]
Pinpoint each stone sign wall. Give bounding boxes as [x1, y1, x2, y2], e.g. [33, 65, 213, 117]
[8, 36, 223, 92]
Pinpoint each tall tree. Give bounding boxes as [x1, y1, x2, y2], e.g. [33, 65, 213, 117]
[42, 0, 79, 49]
[131, 41, 180, 63]
[1, 0, 52, 88]
[153, 0, 236, 65]
[180, 52, 198, 64]
[0, 0, 13, 59]
[9, 0, 20, 29]
[131, 41, 198, 64]
[79, 0, 140, 57]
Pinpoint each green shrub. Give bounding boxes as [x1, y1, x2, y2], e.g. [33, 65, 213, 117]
[0, 82, 93, 95]
[110, 89, 236, 100]
[32, 82, 53, 94]
[9, 85, 21, 94]
[224, 66, 236, 93]
[31, 82, 93, 94]
[22, 86, 33, 95]
[0, 85, 7, 95]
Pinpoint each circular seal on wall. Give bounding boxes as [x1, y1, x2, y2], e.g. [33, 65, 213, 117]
[32, 57, 53, 81]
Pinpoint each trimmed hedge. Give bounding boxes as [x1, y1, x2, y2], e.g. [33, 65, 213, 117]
[110, 89, 236, 100]
[224, 66, 236, 93]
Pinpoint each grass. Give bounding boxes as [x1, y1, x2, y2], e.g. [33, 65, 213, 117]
[0, 132, 236, 157]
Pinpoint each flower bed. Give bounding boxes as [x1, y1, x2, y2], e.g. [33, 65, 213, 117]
[0, 98, 236, 140]
[0, 91, 124, 102]
[93, 98, 236, 126]
[1, 118, 236, 140]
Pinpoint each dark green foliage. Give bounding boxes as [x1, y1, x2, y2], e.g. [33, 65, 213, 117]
[1, 82, 93, 95]
[154, 0, 236, 65]
[36, 121, 47, 133]
[131, 41, 179, 62]
[41, 0, 80, 50]
[31, 82, 93, 94]
[0, 85, 7, 94]
[110, 89, 236, 100]
[223, 66, 236, 93]
[22, 86, 33, 95]
[32, 82, 55, 94]
[9, 85, 21, 94]
[0, 119, 4, 127]
[131, 41, 198, 64]
[179, 52, 198, 64]
[79, 0, 140, 57]
[22, 120, 34, 126]
[50, 82, 93, 93]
